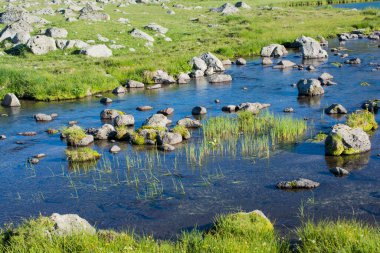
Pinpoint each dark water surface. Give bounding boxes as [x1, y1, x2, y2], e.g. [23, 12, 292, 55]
[0, 39, 379, 239]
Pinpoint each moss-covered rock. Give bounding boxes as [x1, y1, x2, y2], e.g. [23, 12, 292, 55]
[346, 110, 378, 132]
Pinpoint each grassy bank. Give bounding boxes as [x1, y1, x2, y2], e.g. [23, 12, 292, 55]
[0, 0, 380, 100]
[1, 212, 379, 252]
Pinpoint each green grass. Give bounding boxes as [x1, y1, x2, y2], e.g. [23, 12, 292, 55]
[346, 110, 378, 132]
[65, 147, 101, 162]
[0, 0, 379, 100]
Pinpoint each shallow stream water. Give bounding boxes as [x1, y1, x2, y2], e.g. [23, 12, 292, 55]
[0, 37, 379, 238]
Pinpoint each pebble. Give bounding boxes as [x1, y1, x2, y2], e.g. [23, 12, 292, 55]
[214, 99, 220, 103]
[0, 135, 6, 140]
[28, 158, 40, 164]
[110, 145, 121, 153]
[34, 154, 46, 159]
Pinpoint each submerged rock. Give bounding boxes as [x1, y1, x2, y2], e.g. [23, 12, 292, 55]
[329, 166, 349, 176]
[325, 124, 371, 156]
[276, 178, 320, 189]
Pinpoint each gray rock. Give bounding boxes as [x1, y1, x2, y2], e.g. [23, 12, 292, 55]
[94, 124, 116, 140]
[79, 45, 112, 58]
[192, 106, 207, 115]
[27, 35, 57, 55]
[262, 57, 273, 65]
[277, 178, 320, 189]
[325, 104, 347, 114]
[297, 79, 324, 96]
[177, 118, 202, 128]
[209, 74, 232, 83]
[1, 93, 20, 107]
[344, 58, 361, 64]
[158, 143, 175, 151]
[143, 114, 171, 127]
[130, 28, 154, 42]
[157, 107, 174, 116]
[273, 60, 296, 69]
[235, 2, 251, 9]
[260, 44, 288, 57]
[236, 57, 247, 65]
[329, 166, 349, 176]
[158, 132, 182, 145]
[45, 27, 68, 38]
[126, 80, 144, 88]
[361, 99, 379, 113]
[79, 11, 110, 21]
[114, 114, 135, 126]
[222, 105, 238, 112]
[100, 109, 121, 119]
[318, 72, 334, 85]
[34, 113, 53, 121]
[200, 52, 225, 72]
[177, 73, 190, 84]
[152, 70, 175, 84]
[144, 23, 168, 34]
[49, 213, 96, 236]
[222, 59, 232, 65]
[283, 107, 294, 113]
[0, 20, 33, 43]
[110, 145, 121, 153]
[100, 97, 112, 104]
[136, 105, 153, 111]
[210, 3, 239, 15]
[296, 36, 328, 59]
[237, 102, 270, 114]
[325, 124, 371, 156]
[68, 134, 94, 147]
[112, 86, 126, 94]
[190, 70, 205, 78]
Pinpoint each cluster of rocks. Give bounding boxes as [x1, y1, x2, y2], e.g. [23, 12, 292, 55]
[222, 102, 270, 114]
[338, 29, 380, 41]
[190, 52, 232, 82]
[210, 2, 251, 15]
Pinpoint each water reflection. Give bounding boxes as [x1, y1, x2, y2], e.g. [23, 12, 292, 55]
[325, 152, 371, 171]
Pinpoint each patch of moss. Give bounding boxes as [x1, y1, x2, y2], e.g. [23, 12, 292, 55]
[325, 134, 344, 156]
[172, 125, 190, 139]
[309, 132, 328, 142]
[138, 125, 166, 132]
[61, 126, 87, 145]
[115, 126, 131, 140]
[131, 133, 145, 145]
[346, 110, 378, 132]
[342, 147, 360, 155]
[65, 147, 101, 162]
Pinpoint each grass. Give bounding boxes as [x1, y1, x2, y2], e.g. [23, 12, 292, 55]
[61, 126, 87, 145]
[1, 214, 380, 252]
[65, 147, 101, 162]
[346, 110, 378, 132]
[0, 1, 379, 100]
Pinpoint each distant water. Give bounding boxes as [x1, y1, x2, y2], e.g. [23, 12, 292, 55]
[334, 1, 380, 9]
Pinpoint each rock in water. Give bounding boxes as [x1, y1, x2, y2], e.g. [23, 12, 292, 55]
[143, 114, 171, 127]
[209, 74, 232, 83]
[1, 93, 20, 107]
[325, 124, 371, 156]
[296, 36, 328, 59]
[276, 178, 320, 189]
[329, 167, 349, 176]
[260, 44, 288, 57]
[192, 106, 207, 115]
[50, 213, 96, 236]
[114, 114, 135, 126]
[177, 118, 202, 128]
[325, 104, 347, 114]
[297, 79, 324, 96]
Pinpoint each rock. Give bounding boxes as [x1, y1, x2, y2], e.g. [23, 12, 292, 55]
[118, 18, 129, 24]
[130, 28, 154, 42]
[329, 166, 349, 176]
[297, 79, 324, 96]
[318, 72, 334, 85]
[262, 57, 273, 65]
[222, 59, 232, 65]
[69, 134, 94, 147]
[325, 104, 347, 114]
[236, 58, 247, 65]
[325, 124, 371, 156]
[237, 102, 270, 114]
[18, 132, 37, 136]
[100, 97, 112, 104]
[260, 44, 288, 57]
[45, 27, 68, 38]
[49, 213, 96, 236]
[80, 45, 112, 58]
[94, 124, 116, 140]
[205, 67, 214, 76]
[34, 153, 46, 159]
[210, 3, 239, 15]
[0, 135, 6, 140]
[126, 80, 144, 88]
[79, 11, 110, 21]
[100, 109, 121, 119]
[144, 23, 168, 34]
[177, 73, 190, 84]
[112, 86, 126, 94]
[209, 74, 232, 83]
[222, 105, 238, 113]
[177, 118, 202, 128]
[110, 145, 121, 153]
[361, 99, 379, 113]
[158, 143, 175, 151]
[136, 105, 153, 111]
[200, 52, 225, 72]
[157, 107, 174, 116]
[158, 132, 182, 145]
[306, 65, 315, 71]
[1, 93, 20, 107]
[215, 99, 221, 103]
[190, 70, 205, 78]
[283, 107, 294, 113]
[344, 58, 361, 64]
[26, 35, 56, 55]
[143, 114, 171, 127]
[296, 36, 328, 59]
[192, 106, 207, 115]
[191, 57, 208, 72]
[34, 113, 53, 122]
[235, 1, 251, 9]
[0, 20, 33, 43]
[114, 114, 135, 126]
[273, 60, 296, 69]
[146, 84, 162, 90]
[152, 70, 175, 84]
[28, 158, 39, 164]
[276, 178, 320, 189]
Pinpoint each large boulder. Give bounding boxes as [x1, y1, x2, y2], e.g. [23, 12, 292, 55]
[210, 3, 239, 15]
[297, 79, 324, 96]
[152, 70, 175, 84]
[200, 52, 225, 72]
[49, 213, 96, 236]
[296, 36, 328, 59]
[260, 44, 288, 57]
[191, 57, 207, 72]
[26, 35, 57, 55]
[143, 114, 171, 127]
[79, 45, 112, 58]
[1, 93, 20, 107]
[325, 104, 347, 114]
[94, 124, 116, 140]
[114, 114, 135, 127]
[130, 28, 154, 42]
[0, 20, 33, 43]
[325, 124, 371, 156]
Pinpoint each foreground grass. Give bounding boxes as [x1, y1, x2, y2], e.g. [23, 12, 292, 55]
[0, 1, 379, 100]
[1, 213, 380, 253]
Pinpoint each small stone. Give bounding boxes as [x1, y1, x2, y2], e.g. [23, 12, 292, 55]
[0, 135, 6, 140]
[276, 178, 320, 189]
[329, 167, 349, 176]
[34, 153, 46, 158]
[215, 99, 220, 103]
[137, 106, 153, 111]
[158, 143, 175, 152]
[112, 86, 126, 94]
[146, 84, 162, 90]
[68, 121, 77, 125]
[306, 65, 315, 71]
[29, 158, 40, 164]
[283, 107, 294, 113]
[157, 107, 174, 116]
[34, 113, 53, 122]
[262, 57, 273, 65]
[192, 106, 207, 115]
[100, 97, 112, 104]
[110, 145, 121, 153]
[236, 57, 247, 65]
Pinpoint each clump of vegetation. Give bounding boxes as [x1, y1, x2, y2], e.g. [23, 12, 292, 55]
[308, 132, 328, 142]
[296, 219, 380, 252]
[172, 125, 190, 139]
[360, 81, 370, 86]
[346, 110, 378, 132]
[61, 126, 87, 145]
[130, 133, 145, 145]
[115, 125, 132, 140]
[65, 148, 101, 162]
[138, 126, 166, 132]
